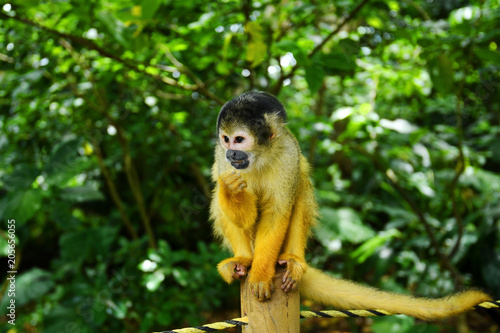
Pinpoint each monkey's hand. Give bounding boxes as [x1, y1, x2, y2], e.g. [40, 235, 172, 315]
[218, 170, 257, 230]
[278, 255, 307, 293]
[220, 170, 247, 196]
[217, 256, 252, 284]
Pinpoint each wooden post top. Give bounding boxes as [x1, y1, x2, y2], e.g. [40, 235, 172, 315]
[241, 267, 300, 333]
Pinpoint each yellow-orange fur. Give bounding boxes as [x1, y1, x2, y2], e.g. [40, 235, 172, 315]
[210, 95, 491, 320]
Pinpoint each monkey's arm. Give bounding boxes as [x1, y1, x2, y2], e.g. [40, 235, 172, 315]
[249, 207, 292, 301]
[211, 170, 257, 283]
[217, 170, 258, 230]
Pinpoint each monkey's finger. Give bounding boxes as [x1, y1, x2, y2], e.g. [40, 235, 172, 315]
[282, 277, 292, 291]
[282, 269, 291, 284]
[251, 282, 272, 301]
[222, 171, 243, 183]
[282, 278, 297, 292]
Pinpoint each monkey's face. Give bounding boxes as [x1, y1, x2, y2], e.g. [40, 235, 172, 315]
[219, 129, 255, 170]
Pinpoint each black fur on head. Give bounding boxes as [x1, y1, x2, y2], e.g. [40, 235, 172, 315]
[217, 91, 287, 145]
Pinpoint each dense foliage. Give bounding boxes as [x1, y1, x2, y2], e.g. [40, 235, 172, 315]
[1, 0, 499, 332]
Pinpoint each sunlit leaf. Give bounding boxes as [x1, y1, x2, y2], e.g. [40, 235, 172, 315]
[316, 207, 375, 245]
[173, 268, 189, 287]
[97, 11, 130, 48]
[245, 22, 267, 67]
[351, 229, 402, 263]
[60, 183, 105, 202]
[188, 12, 215, 29]
[145, 270, 165, 291]
[274, 40, 308, 66]
[379, 119, 418, 134]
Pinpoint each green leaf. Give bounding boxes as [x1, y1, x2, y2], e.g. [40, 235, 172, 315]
[0, 269, 54, 312]
[0, 235, 8, 256]
[316, 207, 375, 245]
[188, 12, 215, 29]
[60, 227, 118, 265]
[43, 139, 92, 186]
[44, 306, 93, 333]
[408, 172, 435, 197]
[339, 38, 360, 58]
[60, 183, 105, 202]
[372, 315, 415, 333]
[97, 11, 130, 48]
[138, 259, 158, 272]
[245, 22, 267, 67]
[172, 268, 189, 287]
[474, 48, 500, 64]
[2, 164, 39, 191]
[274, 40, 308, 66]
[428, 54, 454, 94]
[141, 0, 162, 20]
[108, 300, 128, 319]
[461, 166, 500, 193]
[144, 270, 165, 291]
[407, 324, 440, 333]
[351, 229, 402, 263]
[305, 55, 325, 94]
[367, 16, 384, 29]
[320, 51, 357, 73]
[0, 189, 42, 225]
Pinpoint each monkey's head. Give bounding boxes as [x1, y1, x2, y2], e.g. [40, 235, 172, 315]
[217, 91, 287, 170]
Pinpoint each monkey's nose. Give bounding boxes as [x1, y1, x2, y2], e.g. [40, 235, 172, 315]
[226, 149, 248, 161]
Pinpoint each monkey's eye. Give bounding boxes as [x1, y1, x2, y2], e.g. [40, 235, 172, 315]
[223, 135, 230, 143]
[235, 136, 245, 143]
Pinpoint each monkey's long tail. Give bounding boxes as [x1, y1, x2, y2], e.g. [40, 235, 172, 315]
[300, 267, 492, 321]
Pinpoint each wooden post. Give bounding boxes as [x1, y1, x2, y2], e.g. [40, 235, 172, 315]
[241, 266, 300, 333]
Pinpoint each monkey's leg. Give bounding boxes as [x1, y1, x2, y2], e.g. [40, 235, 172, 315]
[249, 212, 291, 301]
[279, 177, 315, 292]
[278, 225, 308, 292]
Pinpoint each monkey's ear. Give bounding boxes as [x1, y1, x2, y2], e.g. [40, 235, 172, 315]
[264, 113, 284, 136]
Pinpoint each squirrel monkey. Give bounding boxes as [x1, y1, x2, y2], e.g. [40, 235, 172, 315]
[210, 91, 491, 320]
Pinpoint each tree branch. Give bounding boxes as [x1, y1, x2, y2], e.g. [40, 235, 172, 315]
[270, 0, 371, 95]
[60, 39, 157, 249]
[447, 72, 467, 262]
[91, 138, 139, 240]
[0, 11, 223, 104]
[308, 81, 327, 165]
[163, 48, 225, 105]
[352, 144, 464, 285]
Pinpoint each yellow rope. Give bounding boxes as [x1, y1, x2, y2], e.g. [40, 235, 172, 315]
[159, 300, 499, 333]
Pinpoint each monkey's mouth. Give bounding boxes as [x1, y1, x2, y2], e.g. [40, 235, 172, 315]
[231, 159, 250, 169]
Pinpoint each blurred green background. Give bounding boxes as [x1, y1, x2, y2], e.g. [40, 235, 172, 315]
[0, 0, 499, 332]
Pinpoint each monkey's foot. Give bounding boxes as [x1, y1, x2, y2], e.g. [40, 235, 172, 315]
[278, 255, 306, 292]
[217, 256, 252, 284]
[220, 170, 247, 195]
[250, 281, 274, 301]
